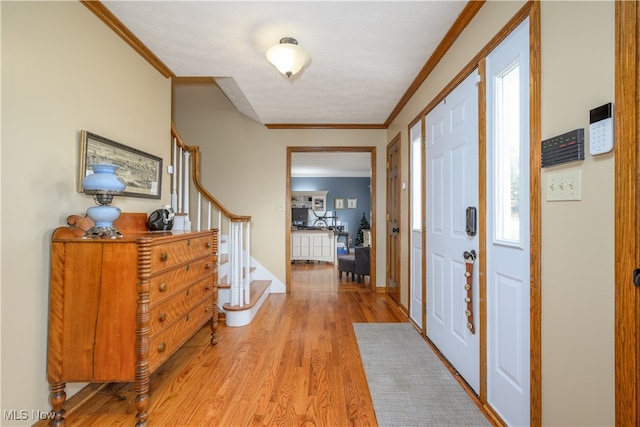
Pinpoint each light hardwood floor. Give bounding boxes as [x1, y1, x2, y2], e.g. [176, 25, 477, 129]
[42, 263, 407, 426]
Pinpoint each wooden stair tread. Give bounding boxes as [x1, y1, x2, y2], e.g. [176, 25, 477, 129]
[222, 280, 271, 312]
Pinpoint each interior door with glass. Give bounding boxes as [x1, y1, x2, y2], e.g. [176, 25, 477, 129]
[425, 69, 480, 393]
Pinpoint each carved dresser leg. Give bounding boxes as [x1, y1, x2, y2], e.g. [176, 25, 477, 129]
[135, 391, 148, 427]
[49, 382, 66, 427]
[135, 363, 149, 427]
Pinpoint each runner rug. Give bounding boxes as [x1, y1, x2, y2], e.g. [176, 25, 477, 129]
[353, 322, 490, 426]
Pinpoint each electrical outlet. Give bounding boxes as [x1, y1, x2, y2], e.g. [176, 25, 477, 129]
[546, 170, 582, 201]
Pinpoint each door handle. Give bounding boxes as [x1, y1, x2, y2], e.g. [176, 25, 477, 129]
[463, 250, 477, 261]
[392, 227, 399, 233]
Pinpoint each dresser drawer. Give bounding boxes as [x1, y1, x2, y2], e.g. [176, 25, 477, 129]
[149, 277, 214, 336]
[150, 235, 213, 272]
[148, 299, 213, 372]
[149, 255, 214, 304]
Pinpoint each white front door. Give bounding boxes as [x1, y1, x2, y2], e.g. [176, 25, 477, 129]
[426, 70, 480, 393]
[410, 121, 423, 328]
[485, 19, 530, 426]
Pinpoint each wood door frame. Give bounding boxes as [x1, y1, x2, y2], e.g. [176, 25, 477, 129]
[285, 146, 377, 292]
[614, 1, 639, 424]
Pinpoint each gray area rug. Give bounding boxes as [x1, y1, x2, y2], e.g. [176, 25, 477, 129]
[353, 322, 490, 426]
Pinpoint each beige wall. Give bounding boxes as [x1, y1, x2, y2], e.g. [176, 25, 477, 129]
[172, 84, 388, 284]
[539, 2, 614, 425]
[1, 2, 171, 424]
[388, 1, 615, 425]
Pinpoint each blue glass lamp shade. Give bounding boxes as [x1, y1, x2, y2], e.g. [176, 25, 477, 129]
[82, 164, 126, 239]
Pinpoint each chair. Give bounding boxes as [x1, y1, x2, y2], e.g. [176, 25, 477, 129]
[355, 246, 371, 283]
[337, 254, 355, 281]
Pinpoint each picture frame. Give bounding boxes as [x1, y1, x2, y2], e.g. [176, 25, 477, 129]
[78, 130, 162, 199]
[347, 198, 357, 209]
[334, 197, 345, 210]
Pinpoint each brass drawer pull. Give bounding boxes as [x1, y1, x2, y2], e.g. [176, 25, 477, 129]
[159, 282, 167, 292]
[205, 263, 212, 270]
[186, 264, 190, 271]
[185, 289, 190, 296]
[205, 284, 211, 291]
[205, 306, 210, 313]
[187, 239, 191, 247]
[158, 343, 166, 353]
[161, 252, 168, 262]
[206, 241, 211, 249]
[159, 312, 167, 322]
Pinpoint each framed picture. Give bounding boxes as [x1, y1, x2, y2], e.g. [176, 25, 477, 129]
[334, 198, 345, 210]
[79, 130, 162, 199]
[347, 198, 357, 209]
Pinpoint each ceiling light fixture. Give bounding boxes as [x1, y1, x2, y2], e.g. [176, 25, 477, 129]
[266, 37, 310, 78]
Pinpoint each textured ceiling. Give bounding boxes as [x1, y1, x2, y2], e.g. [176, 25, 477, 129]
[102, 0, 467, 125]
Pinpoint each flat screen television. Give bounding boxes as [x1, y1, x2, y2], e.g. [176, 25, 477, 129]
[292, 207, 309, 225]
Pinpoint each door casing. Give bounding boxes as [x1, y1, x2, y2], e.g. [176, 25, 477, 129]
[614, 2, 639, 424]
[285, 146, 377, 292]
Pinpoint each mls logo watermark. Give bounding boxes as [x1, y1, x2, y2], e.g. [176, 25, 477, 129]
[4, 409, 56, 422]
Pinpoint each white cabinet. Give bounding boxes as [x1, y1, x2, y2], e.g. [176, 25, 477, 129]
[292, 191, 327, 213]
[291, 230, 336, 263]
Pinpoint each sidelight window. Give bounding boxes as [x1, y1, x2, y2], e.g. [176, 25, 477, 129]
[493, 62, 521, 244]
[411, 123, 422, 231]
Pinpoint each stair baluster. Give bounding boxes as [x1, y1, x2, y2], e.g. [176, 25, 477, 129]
[171, 124, 259, 324]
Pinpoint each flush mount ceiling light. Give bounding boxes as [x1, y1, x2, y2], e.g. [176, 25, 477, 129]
[266, 37, 310, 78]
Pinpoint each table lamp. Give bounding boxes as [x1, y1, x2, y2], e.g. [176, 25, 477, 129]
[82, 163, 126, 239]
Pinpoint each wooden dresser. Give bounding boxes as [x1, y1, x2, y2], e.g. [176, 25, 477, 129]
[46, 213, 218, 427]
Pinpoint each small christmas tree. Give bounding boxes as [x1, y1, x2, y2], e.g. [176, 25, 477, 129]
[355, 212, 371, 247]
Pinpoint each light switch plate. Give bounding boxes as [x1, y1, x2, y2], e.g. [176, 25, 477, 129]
[546, 170, 582, 201]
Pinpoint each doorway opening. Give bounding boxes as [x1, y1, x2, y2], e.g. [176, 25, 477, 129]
[286, 146, 377, 292]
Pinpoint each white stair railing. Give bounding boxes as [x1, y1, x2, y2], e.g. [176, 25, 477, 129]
[171, 123, 252, 309]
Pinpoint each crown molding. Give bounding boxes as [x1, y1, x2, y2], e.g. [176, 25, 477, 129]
[81, 1, 175, 79]
[384, 0, 486, 127]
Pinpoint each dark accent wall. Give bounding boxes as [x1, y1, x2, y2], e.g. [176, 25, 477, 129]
[292, 177, 371, 246]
